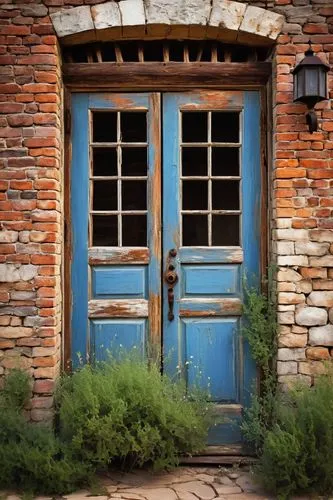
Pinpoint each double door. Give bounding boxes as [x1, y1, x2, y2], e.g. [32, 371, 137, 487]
[70, 91, 261, 445]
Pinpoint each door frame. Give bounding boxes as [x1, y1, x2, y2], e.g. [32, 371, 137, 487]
[63, 69, 270, 371]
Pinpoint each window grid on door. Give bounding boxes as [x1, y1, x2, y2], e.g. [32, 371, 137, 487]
[180, 110, 242, 247]
[89, 110, 148, 247]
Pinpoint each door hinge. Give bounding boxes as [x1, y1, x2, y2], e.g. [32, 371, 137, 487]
[65, 107, 71, 135]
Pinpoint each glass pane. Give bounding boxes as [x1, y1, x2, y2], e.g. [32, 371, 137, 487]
[93, 180, 117, 211]
[120, 112, 147, 142]
[122, 215, 147, 246]
[183, 215, 208, 246]
[212, 215, 239, 246]
[212, 181, 239, 210]
[211, 112, 239, 143]
[122, 180, 147, 210]
[182, 147, 207, 176]
[93, 112, 117, 142]
[93, 215, 118, 246]
[183, 181, 208, 210]
[212, 147, 239, 176]
[182, 112, 208, 143]
[93, 148, 117, 176]
[122, 147, 147, 176]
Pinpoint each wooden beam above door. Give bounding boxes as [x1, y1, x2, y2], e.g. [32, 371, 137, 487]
[63, 62, 272, 90]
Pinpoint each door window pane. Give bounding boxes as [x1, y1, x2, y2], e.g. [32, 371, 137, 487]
[92, 215, 118, 246]
[212, 181, 239, 210]
[182, 147, 207, 176]
[182, 112, 208, 143]
[122, 215, 147, 246]
[122, 147, 147, 176]
[183, 215, 208, 246]
[212, 147, 239, 176]
[93, 180, 117, 211]
[93, 148, 117, 177]
[93, 112, 117, 142]
[211, 112, 239, 143]
[122, 180, 147, 210]
[121, 112, 147, 142]
[212, 215, 239, 246]
[183, 181, 208, 210]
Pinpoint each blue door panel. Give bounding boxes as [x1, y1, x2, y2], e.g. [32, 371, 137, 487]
[182, 265, 240, 296]
[92, 266, 147, 299]
[91, 319, 146, 362]
[182, 318, 238, 401]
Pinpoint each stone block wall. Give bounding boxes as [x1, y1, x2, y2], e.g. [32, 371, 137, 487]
[0, 0, 332, 418]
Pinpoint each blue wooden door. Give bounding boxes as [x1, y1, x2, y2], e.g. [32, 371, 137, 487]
[71, 93, 161, 366]
[70, 91, 261, 445]
[162, 91, 261, 444]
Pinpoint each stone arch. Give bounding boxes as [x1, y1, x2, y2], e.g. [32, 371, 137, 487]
[50, 0, 284, 47]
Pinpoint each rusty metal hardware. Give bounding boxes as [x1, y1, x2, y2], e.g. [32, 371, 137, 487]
[167, 287, 174, 321]
[165, 270, 178, 285]
[166, 249, 178, 321]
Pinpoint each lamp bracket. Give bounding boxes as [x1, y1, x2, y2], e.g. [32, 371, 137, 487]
[306, 110, 317, 134]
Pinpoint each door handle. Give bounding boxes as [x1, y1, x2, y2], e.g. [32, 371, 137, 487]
[165, 250, 178, 321]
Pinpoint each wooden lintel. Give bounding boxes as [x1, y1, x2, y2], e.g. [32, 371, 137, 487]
[63, 62, 271, 90]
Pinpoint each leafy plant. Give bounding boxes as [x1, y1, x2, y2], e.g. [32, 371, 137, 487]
[0, 370, 91, 494]
[0, 356, 211, 494]
[241, 266, 278, 453]
[259, 368, 333, 499]
[56, 356, 211, 470]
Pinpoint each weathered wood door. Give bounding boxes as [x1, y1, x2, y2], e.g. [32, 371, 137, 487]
[70, 91, 261, 445]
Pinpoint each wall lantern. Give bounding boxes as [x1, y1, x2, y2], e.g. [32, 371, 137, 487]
[293, 45, 329, 133]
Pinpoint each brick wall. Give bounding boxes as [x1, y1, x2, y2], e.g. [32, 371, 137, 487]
[0, 0, 332, 418]
[0, 1, 62, 420]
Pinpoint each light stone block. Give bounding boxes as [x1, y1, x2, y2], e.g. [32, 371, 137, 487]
[295, 306, 327, 326]
[275, 229, 309, 241]
[299, 361, 326, 376]
[238, 5, 284, 42]
[277, 347, 306, 361]
[144, 0, 210, 38]
[277, 255, 309, 266]
[295, 280, 312, 294]
[278, 292, 305, 305]
[309, 324, 333, 346]
[277, 268, 302, 282]
[92, 2, 122, 40]
[208, 0, 246, 41]
[309, 255, 333, 267]
[310, 229, 333, 243]
[119, 0, 146, 37]
[295, 241, 329, 256]
[50, 6, 94, 38]
[279, 334, 307, 348]
[308, 291, 333, 308]
[277, 361, 298, 375]
[276, 241, 295, 255]
[276, 218, 292, 229]
[0, 264, 37, 283]
[278, 311, 295, 324]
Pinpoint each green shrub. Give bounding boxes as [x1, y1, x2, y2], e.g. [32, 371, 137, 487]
[241, 267, 278, 454]
[259, 368, 333, 499]
[56, 357, 211, 470]
[0, 358, 210, 493]
[0, 370, 91, 494]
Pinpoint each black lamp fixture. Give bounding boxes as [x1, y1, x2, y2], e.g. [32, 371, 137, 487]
[292, 43, 329, 133]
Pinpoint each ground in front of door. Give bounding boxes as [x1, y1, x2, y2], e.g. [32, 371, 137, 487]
[0, 466, 322, 500]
